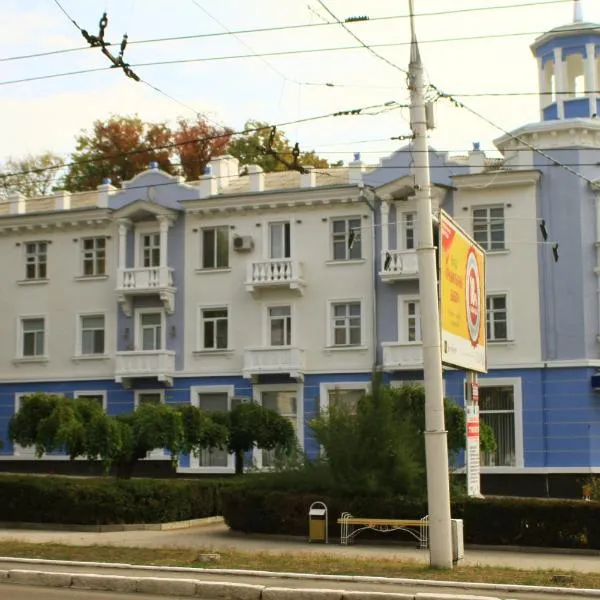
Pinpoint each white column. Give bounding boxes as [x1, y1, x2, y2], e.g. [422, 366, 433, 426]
[538, 57, 549, 115]
[381, 199, 390, 255]
[157, 216, 170, 275]
[117, 219, 130, 270]
[554, 47, 566, 118]
[585, 43, 598, 116]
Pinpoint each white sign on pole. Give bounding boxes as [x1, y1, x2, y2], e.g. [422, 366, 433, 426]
[465, 376, 481, 497]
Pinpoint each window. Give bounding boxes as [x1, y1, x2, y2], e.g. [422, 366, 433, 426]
[269, 222, 291, 259]
[197, 392, 229, 467]
[486, 295, 508, 341]
[331, 217, 361, 260]
[21, 317, 45, 357]
[261, 390, 298, 467]
[405, 301, 422, 342]
[327, 388, 364, 415]
[74, 391, 106, 410]
[136, 392, 163, 406]
[80, 315, 105, 355]
[403, 213, 416, 250]
[331, 302, 361, 346]
[140, 312, 162, 351]
[269, 306, 292, 346]
[201, 227, 229, 269]
[24, 242, 47, 280]
[472, 207, 505, 251]
[142, 233, 160, 267]
[201, 308, 228, 350]
[479, 386, 516, 467]
[81, 237, 106, 276]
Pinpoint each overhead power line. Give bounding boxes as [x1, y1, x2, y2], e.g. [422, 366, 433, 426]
[2, 0, 571, 64]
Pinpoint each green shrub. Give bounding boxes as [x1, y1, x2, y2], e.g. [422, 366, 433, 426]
[220, 476, 600, 549]
[0, 474, 233, 525]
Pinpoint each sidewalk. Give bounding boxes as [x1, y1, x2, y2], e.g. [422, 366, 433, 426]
[0, 522, 599, 574]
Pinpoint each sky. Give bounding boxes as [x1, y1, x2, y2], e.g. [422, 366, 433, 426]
[2, 0, 600, 170]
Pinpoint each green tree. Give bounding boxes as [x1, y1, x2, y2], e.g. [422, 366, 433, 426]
[0, 152, 64, 199]
[212, 402, 296, 475]
[228, 120, 329, 172]
[8, 393, 227, 478]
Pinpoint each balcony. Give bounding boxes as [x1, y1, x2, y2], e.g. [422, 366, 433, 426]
[115, 350, 176, 386]
[380, 250, 419, 282]
[116, 266, 175, 316]
[382, 342, 423, 371]
[243, 346, 306, 380]
[245, 259, 305, 295]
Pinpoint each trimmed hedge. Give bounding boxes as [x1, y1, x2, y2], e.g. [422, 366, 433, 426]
[0, 474, 231, 525]
[220, 483, 600, 550]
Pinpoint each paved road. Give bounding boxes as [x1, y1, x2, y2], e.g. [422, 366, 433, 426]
[0, 560, 591, 600]
[0, 584, 173, 598]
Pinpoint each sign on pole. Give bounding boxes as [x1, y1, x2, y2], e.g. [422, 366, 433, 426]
[439, 210, 487, 373]
[465, 373, 481, 497]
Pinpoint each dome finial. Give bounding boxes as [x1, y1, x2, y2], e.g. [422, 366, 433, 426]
[573, 0, 583, 23]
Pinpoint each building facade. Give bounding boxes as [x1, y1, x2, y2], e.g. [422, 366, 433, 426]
[2, 7, 600, 495]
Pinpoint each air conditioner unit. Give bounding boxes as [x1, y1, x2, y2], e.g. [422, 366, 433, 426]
[233, 235, 254, 252]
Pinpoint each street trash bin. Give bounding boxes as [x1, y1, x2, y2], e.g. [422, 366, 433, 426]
[308, 501, 328, 543]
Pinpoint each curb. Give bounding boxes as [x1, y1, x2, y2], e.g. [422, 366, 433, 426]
[1, 558, 600, 597]
[0, 515, 224, 532]
[0, 569, 516, 600]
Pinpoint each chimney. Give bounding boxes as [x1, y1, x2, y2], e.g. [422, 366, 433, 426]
[7, 192, 26, 215]
[54, 190, 71, 211]
[209, 154, 240, 192]
[301, 165, 316, 188]
[348, 152, 365, 184]
[468, 142, 485, 174]
[97, 178, 117, 208]
[247, 165, 265, 193]
[199, 165, 218, 198]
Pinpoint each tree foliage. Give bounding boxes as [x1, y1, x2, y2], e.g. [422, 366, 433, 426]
[8, 393, 228, 478]
[310, 377, 496, 497]
[0, 152, 64, 199]
[62, 114, 232, 191]
[212, 402, 296, 475]
[228, 120, 329, 172]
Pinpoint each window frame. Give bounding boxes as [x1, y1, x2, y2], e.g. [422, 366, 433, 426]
[476, 377, 524, 471]
[330, 216, 363, 261]
[198, 305, 230, 351]
[267, 304, 293, 347]
[399, 296, 422, 343]
[134, 390, 165, 408]
[267, 221, 292, 259]
[80, 236, 107, 277]
[12, 393, 37, 457]
[200, 226, 230, 270]
[73, 390, 107, 412]
[400, 211, 417, 251]
[319, 381, 371, 414]
[77, 312, 107, 357]
[486, 293, 510, 342]
[472, 205, 506, 252]
[134, 225, 161, 268]
[24, 240, 48, 281]
[135, 308, 166, 352]
[328, 300, 363, 348]
[17, 315, 47, 360]
[188, 385, 235, 473]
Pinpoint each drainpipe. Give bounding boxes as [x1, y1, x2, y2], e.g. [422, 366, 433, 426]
[359, 184, 380, 372]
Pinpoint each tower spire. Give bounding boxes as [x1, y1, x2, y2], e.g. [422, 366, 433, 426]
[573, 0, 583, 23]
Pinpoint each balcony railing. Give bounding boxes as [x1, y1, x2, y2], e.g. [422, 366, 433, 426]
[116, 266, 175, 315]
[115, 350, 175, 385]
[380, 250, 419, 282]
[245, 259, 305, 294]
[243, 346, 306, 379]
[382, 342, 423, 370]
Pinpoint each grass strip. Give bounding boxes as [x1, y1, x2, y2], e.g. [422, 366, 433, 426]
[0, 541, 597, 589]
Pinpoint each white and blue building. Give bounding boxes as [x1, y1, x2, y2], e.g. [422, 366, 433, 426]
[1, 6, 600, 495]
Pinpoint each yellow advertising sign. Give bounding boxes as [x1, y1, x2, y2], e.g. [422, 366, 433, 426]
[440, 210, 487, 373]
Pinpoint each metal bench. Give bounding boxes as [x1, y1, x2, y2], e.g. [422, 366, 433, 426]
[337, 512, 429, 548]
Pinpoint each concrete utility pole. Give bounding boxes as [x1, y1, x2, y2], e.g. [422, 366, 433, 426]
[407, 0, 453, 569]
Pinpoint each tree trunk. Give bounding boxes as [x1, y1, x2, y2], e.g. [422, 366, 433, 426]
[234, 451, 244, 475]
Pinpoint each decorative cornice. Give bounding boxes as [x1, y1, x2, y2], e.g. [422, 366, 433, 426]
[0, 208, 113, 235]
[452, 169, 542, 189]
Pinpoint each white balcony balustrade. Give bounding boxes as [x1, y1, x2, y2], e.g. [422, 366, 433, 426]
[382, 342, 423, 370]
[245, 259, 305, 294]
[116, 266, 175, 316]
[115, 350, 175, 386]
[380, 250, 419, 282]
[243, 346, 306, 379]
